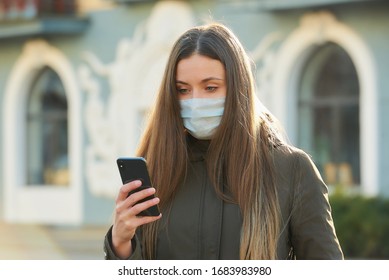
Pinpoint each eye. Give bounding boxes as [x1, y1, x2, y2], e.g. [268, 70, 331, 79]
[205, 86, 217, 92]
[177, 88, 189, 94]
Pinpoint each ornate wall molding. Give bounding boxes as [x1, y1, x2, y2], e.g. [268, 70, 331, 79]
[80, 1, 195, 197]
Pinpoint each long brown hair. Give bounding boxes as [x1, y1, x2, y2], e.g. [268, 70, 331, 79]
[137, 23, 281, 259]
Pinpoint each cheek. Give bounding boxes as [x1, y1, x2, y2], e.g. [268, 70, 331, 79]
[178, 94, 191, 100]
[221, 86, 227, 97]
[214, 85, 227, 98]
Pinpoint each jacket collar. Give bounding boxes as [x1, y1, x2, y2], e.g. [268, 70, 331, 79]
[187, 134, 210, 161]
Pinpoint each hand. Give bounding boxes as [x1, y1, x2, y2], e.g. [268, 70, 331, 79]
[112, 180, 161, 258]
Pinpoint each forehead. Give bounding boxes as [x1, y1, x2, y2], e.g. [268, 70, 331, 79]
[176, 54, 225, 80]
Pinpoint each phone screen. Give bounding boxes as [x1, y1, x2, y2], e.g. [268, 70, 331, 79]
[117, 157, 160, 216]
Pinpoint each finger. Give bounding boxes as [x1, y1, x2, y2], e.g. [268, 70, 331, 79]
[116, 180, 142, 203]
[129, 197, 160, 216]
[132, 213, 162, 228]
[115, 198, 161, 232]
[125, 187, 156, 208]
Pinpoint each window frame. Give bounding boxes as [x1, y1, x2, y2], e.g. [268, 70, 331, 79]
[3, 40, 82, 225]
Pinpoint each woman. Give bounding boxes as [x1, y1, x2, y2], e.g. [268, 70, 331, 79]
[104, 23, 343, 260]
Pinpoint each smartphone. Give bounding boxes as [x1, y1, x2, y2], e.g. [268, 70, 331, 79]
[116, 157, 160, 216]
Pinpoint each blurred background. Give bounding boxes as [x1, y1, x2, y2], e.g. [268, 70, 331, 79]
[0, 0, 388, 259]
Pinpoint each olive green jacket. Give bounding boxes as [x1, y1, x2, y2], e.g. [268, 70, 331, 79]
[104, 136, 343, 260]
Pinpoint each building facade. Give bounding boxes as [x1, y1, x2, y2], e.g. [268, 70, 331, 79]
[1, 0, 388, 226]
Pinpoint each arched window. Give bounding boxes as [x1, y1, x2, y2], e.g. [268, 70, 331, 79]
[298, 43, 360, 187]
[26, 67, 69, 186]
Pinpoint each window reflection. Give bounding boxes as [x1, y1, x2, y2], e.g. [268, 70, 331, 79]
[298, 43, 360, 187]
[26, 67, 69, 186]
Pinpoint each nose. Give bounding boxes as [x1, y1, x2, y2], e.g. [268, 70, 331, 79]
[192, 88, 206, 99]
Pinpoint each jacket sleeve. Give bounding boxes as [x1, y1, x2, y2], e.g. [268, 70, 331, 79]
[103, 225, 143, 260]
[289, 150, 344, 260]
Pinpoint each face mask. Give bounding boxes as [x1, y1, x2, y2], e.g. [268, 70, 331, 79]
[180, 97, 225, 140]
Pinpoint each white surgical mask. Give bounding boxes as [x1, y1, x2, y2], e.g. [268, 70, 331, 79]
[180, 97, 225, 140]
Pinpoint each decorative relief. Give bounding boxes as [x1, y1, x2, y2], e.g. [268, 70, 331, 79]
[79, 1, 195, 197]
[250, 32, 282, 110]
[300, 11, 337, 45]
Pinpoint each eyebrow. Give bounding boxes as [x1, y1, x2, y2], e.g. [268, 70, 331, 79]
[176, 77, 224, 85]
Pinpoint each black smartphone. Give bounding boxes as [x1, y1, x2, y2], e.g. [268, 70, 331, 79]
[116, 157, 160, 216]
